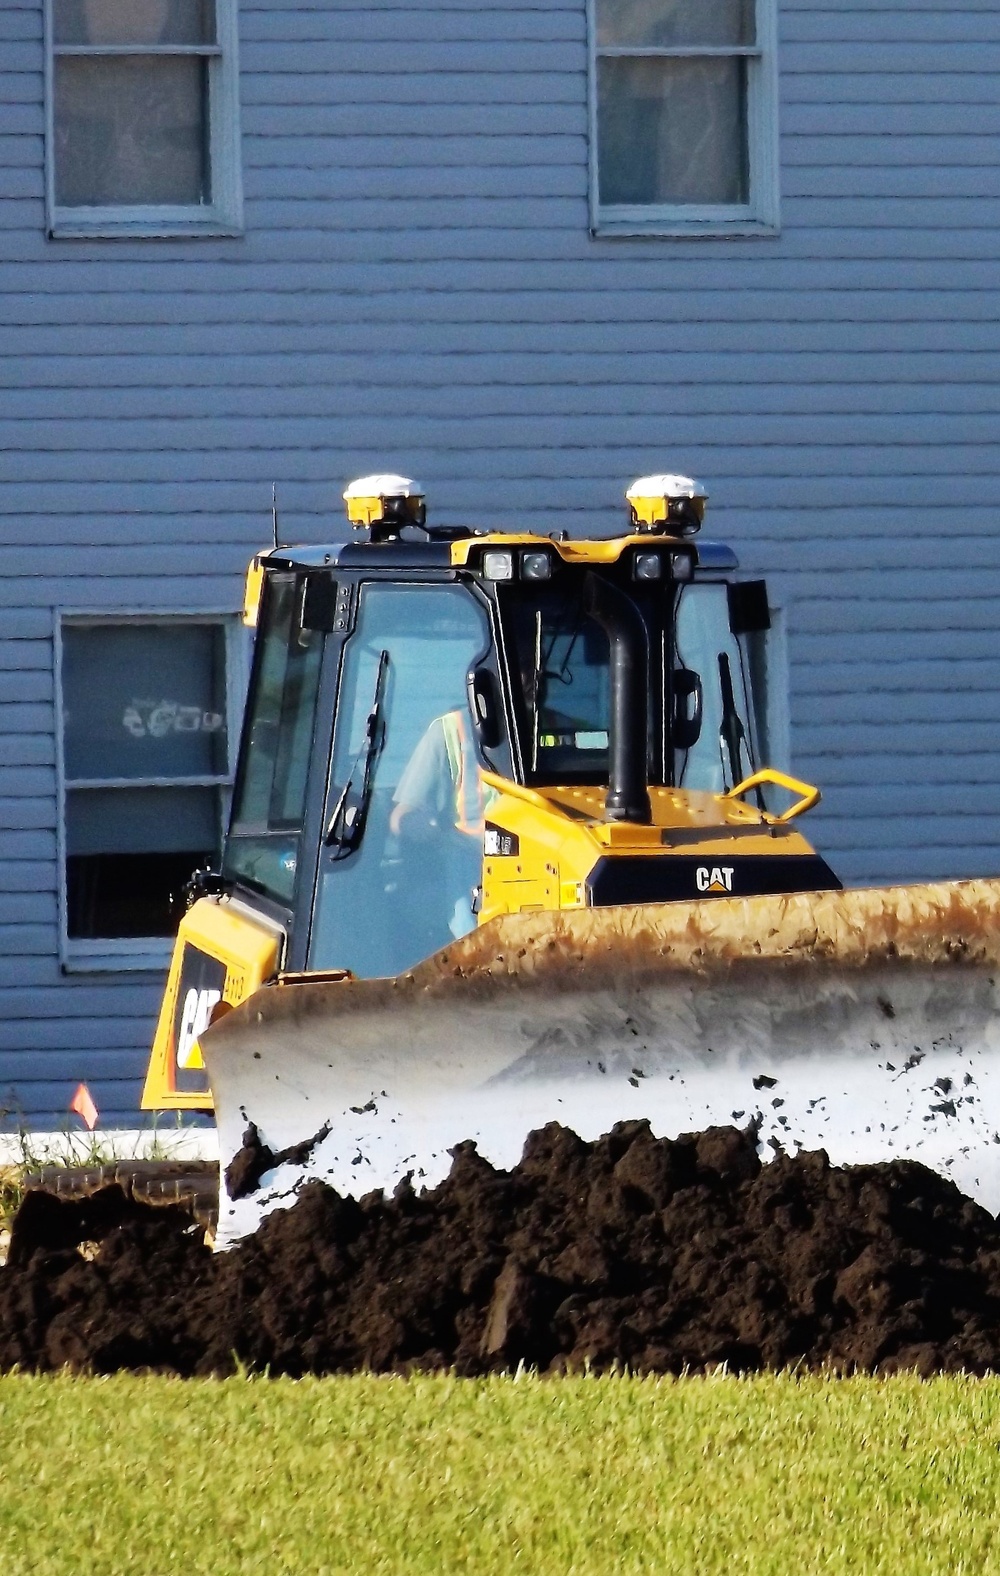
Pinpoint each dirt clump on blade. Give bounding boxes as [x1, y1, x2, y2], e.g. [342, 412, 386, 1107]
[3, 1124, 1000, 1377]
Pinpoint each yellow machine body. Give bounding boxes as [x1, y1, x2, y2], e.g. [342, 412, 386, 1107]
[141, 898, 280, 1110]
[478, 770, 821, 922]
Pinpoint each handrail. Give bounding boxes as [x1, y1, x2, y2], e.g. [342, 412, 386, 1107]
[723, 768, 821, 825]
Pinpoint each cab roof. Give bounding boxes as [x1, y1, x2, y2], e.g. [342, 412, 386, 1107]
[265, 537, 740, 575]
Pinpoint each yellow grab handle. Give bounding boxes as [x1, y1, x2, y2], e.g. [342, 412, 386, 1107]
[723, 768, 821, 824]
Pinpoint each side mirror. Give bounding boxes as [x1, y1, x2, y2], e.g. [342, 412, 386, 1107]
[467, 667, 502, 750]
[301, 573, 338, 633]
[728, 580, 771, 636]
[672, 668, 703, 750]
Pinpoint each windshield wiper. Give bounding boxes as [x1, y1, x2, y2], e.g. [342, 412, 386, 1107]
[324, 649, 389, 856]
[718, 651, 750, 791]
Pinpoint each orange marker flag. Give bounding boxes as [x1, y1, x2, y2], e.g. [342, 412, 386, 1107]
[69, 1082, 99, 1131]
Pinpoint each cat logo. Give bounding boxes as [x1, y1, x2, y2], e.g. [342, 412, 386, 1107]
[177, 986, 221, 1069]
[696, 865, 735, 894]
[171, 944, 227, 1092]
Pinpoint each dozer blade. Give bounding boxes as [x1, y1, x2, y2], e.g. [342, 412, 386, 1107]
[204, 879, 1000, 1247]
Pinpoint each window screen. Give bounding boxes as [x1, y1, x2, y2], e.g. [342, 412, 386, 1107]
[596, 0, 751, 207]
[598, 55, 748, 206]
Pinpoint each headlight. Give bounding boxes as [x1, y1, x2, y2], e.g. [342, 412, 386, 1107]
[670, 551, 695, 583]
[633, 551, 663, 582]
[521, 550, 554, 582]
[482, 549, 515, 581]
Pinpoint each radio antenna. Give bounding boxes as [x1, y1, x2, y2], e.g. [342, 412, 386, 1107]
[271, 483, 281, 550]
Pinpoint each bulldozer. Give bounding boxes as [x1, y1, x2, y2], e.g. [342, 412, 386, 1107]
[141, 474, 1000, 1248]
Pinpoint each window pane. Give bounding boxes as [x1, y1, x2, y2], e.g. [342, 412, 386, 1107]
[54, 55, 208, 207]
[225, 577, 324, 905]
[63, 624, 228, 781]
[502, 588, 612, 786]
[53, 0, 214, 46]
[674, 584, 755, 792]
[598, 55, 747, 205]
[67, 785, 217, 855]
[310, 585, 489, 978]
[66, 786, 218, 938]
[596, 0, 754, 48]
[228, 579, 323, 833]
[67, 853, 209, 938]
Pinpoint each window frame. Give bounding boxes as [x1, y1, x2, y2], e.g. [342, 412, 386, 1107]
[44, 0, 244, 239]
[587, 0, 780, 238]
[54, 609, 248, 973]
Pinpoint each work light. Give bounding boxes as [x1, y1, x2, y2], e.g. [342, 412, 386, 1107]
[633, 551, 663, 582]
[521, 550, 554, 581]
[482, 550, 515, 581]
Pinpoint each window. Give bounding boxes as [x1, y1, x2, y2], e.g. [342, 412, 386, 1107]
[310, 584, 490, 979]
[57, 616, 245, 969]
[589, 0, 779, 236]
[224, 576, 325, 907]
[673, 582, 757, 793]
[46, 0, 242, 237]
[503, 588, 612, 786]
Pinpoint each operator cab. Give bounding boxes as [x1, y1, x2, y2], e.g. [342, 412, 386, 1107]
[218, 474, 794, 981]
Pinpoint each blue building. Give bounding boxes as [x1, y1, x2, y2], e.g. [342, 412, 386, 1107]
[1, 0, 999, 1129]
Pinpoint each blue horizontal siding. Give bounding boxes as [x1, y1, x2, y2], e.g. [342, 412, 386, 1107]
[1, 0, 999, 1124]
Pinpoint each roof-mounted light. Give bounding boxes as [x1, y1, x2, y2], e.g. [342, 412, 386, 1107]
[670, 549, 695, 583]
[343, 473, 426, 542]
[632, 545, 697, 585]
[626, 474, 707, 536]
[476, 546, 556, 583]
[520, 549, 554, 582]
[481, 549, 515, 582]
[632, 550, 663, 582]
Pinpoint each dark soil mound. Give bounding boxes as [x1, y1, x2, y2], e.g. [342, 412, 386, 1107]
[5, 1123, 1000, 1377]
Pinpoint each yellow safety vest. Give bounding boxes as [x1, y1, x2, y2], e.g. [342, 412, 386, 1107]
[440, 709, 492, 837]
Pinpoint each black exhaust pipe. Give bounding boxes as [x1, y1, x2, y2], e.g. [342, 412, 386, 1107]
[583, 572, 651, 824]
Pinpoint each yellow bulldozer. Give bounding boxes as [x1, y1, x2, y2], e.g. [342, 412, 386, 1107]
[141, 474, 1000, 1248]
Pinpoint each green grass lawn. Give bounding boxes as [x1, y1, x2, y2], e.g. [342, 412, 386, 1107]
[1, 1372, 999, 1574]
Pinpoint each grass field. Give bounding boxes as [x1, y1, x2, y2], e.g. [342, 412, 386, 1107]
[1, 1371, 999, 1574]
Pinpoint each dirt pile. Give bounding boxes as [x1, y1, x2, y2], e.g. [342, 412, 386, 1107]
[4, 1121, 1000, 1376]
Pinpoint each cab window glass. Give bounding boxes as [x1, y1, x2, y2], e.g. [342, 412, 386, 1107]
[310, 583, 489, 978]
[674, 582, 755, 791]
[224, 576, 323, 903]
[503, 588, 611, 785]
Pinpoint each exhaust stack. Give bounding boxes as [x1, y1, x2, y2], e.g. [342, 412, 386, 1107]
[583, 571, 651, 825]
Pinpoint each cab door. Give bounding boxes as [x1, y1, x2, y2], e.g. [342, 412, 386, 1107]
[308, 581, 491, 979]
